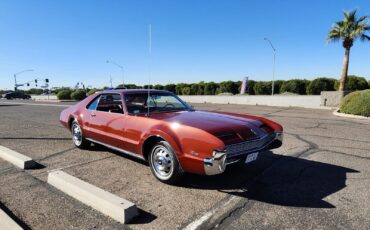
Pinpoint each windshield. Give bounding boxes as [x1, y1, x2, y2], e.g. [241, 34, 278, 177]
[124, 92, 191, 114]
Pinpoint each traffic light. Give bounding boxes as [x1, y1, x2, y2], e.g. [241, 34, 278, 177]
[35, 79, 38, 84]
[45, 78, 49, 83]
[27, 83, 30, 86]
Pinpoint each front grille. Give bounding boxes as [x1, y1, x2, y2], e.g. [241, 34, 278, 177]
[226, 133, 275, 158]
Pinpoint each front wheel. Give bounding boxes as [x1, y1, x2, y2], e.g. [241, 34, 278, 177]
[149, 141, 184, 184]
[71, 121, 90, 149]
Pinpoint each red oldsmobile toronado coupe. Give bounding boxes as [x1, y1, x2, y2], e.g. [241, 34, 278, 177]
[60, 89, 283, 184]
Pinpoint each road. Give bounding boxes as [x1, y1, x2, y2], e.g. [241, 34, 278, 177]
[0, 100, 369, 229]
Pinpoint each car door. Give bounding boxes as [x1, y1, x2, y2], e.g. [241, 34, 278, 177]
[86, 93, 127, 148]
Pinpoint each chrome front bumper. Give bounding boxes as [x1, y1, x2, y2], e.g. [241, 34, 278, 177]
[203, 150, 227, 175]
[203, 132, 283, 175]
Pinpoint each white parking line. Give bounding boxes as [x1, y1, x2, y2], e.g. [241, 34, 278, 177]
[0, 208, 22, 230]
[48, 170, 138, 224]
[0, 145, 37, 169]
[0, 101, 70, 107]
[183, 196, 239, 230]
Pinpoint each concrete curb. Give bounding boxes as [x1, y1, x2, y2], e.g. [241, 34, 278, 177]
[47, 170, 138, 224]
[333, 109, 370, 120]
[0, 208, 23, 230]
[0, 146, 36, 169]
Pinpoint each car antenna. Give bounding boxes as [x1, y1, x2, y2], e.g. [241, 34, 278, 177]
[147, 24, 152, 117]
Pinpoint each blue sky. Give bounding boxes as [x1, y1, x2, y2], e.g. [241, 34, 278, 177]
[0, 0, 369, 90]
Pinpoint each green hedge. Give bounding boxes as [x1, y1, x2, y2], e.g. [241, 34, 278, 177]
[204, 82, 218, 95]
[87, 88, 100, 96]
[181, 86, 191, 95]
[71, 90, 87, 101]
[57, 90, 72, 100]
[306, 78, 337, 95]
[335, 75, 369, 91]
[26, 88, 44, 95]
[280, 79, 309, 95]
[246, 80, 256, 95]
[340, 89, 370, 117]
[48, 76, 369, 98]
[253, 81, 271, 95]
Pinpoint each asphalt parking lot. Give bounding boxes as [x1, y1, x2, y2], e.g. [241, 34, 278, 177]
[0, 100, 369, 229]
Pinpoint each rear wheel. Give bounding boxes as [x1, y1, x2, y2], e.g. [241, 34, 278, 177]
[148, 141, 184, 184]
[71, 121, 90, 149]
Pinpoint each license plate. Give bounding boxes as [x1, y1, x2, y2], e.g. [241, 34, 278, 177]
[245, 152, 259, 164]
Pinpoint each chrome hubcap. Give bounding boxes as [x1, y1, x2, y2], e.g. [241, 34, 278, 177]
[151, 146, 173, 179]
[72, 123, 82, 146]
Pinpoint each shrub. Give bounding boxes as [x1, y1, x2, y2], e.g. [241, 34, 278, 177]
[71, 90, 87, 101]
[164, 84, 176, 93]
[57, 90, 72, 100]
[340, 89, 370, 117]
[181, 87, 191, 95]
[217, 81, 240, 95]
[334, 75, 369, 91]
[27, 88, 44, 95]
[52, 87, 72, 95]
[196, 83, 204, 95]
[245, 80, 256, 95]
[190, 84, 199, 95]
[280, 79, 309, 95]
[87, 88, 100, 96]
[204, 82, 218, 95]
[175, 83, 188, 95]
[306, 78, 336, 95]
[273, 80, 284, 94]
[253, 81, 272, 95]
[153, 84, 164, 90]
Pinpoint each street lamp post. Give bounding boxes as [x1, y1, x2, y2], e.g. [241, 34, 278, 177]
[264, 38, 276, 96]
[14, 69, 34, 91]
[106, 60, 124, 88]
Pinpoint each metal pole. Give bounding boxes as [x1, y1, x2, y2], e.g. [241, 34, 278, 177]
[13, 69, 34, 91]
[14, 74, 17, 91]
[264, 38, 276, 96]
[272, 51, 276, 95]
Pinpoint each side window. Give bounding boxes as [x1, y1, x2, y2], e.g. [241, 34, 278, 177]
[96, 94, 124, 114]
[87, 96, 100, 110]
[125, 94, 147, 114]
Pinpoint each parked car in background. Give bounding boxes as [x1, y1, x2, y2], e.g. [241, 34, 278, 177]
[3, 92, 32, 100]
[60, 89, 283, 184]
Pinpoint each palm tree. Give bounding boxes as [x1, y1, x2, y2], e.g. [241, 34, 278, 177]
[327, 10, 370, 91]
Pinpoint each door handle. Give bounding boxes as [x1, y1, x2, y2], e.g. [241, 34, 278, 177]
[91, 114, 96, 117]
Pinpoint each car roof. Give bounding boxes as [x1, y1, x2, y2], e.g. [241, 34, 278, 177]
[102, 89, 171, 94]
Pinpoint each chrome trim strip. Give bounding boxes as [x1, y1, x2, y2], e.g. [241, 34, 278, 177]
[86, 138, 145, 160]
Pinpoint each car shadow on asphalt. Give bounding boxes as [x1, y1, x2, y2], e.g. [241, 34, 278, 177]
[88, 143, 359, 209]
[179, 151, 359, 209]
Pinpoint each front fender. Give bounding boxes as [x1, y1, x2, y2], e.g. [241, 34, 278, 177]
[141, 123, 225, 175]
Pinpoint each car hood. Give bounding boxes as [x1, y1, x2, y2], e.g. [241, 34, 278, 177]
[149, 110, 266, 144]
